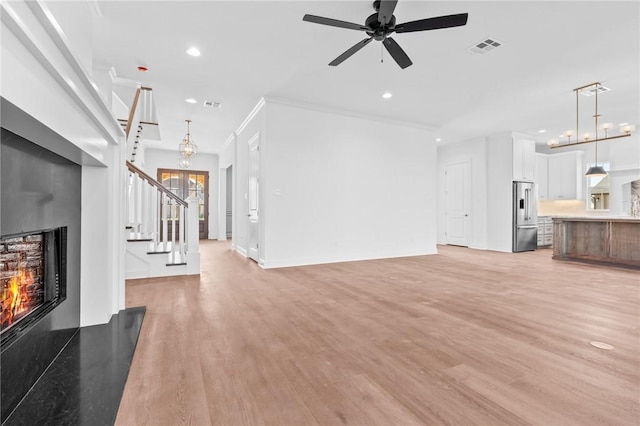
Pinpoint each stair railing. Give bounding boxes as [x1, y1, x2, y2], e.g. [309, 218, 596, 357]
[124, 86, 156, 164]
[126, 160, 189, 264]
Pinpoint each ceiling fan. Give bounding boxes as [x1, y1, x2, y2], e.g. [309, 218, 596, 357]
[303, 0, 468, 69]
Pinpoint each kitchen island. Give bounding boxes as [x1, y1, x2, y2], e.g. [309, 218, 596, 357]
[552, 216, 640, 268]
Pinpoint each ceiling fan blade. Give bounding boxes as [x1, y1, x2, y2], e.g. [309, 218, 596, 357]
[395, 13, 469, 33]
[377, 0, 398, 26]
[383, 37, 412, 69]
[329, 37, 374, 66]
[303, 14, 368, 31]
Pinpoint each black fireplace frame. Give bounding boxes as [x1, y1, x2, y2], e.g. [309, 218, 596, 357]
[0, 227, 67, 347]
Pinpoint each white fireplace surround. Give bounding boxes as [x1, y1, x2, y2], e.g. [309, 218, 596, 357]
[1, 1, 126, 327]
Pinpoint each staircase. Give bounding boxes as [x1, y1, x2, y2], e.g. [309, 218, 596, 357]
[122, 86, 199, 279]
[125, 161, 200, 278]
[115, 86, 160, 164]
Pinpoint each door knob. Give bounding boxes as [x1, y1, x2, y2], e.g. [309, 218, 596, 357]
[464, 214, 469, 217]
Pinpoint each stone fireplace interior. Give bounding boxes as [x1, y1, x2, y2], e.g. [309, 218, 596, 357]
[1, 227, 67, 344]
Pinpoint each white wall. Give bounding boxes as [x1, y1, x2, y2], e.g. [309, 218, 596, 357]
[486, 133, 515, 252]
[81, 147, 123, 326]
[437, 137, 488, 249]
[218, 135, 236, 243]
[260, 101, 437, 268]
[142, 148, 219, 239]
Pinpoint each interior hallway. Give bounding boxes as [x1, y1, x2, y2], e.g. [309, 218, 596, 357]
[117, 241, 640, 425]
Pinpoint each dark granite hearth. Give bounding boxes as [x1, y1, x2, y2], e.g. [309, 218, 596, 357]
[2, 307, 145, 426]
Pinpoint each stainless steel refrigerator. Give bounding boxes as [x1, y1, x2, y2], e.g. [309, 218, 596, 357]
[513, 181, 537, 252]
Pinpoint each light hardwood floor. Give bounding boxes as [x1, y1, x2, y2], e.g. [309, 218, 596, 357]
[116, 241, 640, 426]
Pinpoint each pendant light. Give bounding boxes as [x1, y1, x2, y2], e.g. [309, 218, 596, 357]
[584, 84, 606, 177]
[178, 119, 198, 168]
[548, 82, 635, 151]
[585, 143, 607, 177]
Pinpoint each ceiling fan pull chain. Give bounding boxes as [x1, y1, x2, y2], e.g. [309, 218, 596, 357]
[381, 43, 384, 63]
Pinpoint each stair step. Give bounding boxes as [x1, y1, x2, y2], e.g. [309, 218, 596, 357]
[127, 238, 152, 242]
[166, 262, 187, 266]
[147, 251, 171, 255]
[125, 226, 133, 230]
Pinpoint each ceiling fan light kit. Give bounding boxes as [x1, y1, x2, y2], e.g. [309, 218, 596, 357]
[303, 0, 469, 69]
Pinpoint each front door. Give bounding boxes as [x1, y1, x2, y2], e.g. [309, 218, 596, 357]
[445, 161, 470, 247]
[158, 169, 209, 239]
[247, 134, 260, 262]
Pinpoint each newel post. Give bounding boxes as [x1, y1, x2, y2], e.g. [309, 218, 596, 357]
[186, 196, 201, 275]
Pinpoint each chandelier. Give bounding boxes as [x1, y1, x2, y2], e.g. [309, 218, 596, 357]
[547, 82, 636, 177]
[178, 119, 198, 168]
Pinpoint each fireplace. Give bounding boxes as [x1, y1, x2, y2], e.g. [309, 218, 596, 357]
[1, 124, 80, 422]
[1, 228, 67, 345]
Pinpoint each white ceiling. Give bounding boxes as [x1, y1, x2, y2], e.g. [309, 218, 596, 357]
[90, 1, 639, 154]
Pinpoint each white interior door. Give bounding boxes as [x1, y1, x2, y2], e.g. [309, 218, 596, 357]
[248, 134, 260, 262]
[445, 161, 470, 247]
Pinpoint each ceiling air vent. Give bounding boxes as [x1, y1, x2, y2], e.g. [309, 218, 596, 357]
[203, 100, 222, 108]
[580, 85, 610, 96]
[469, 37, 503, 55]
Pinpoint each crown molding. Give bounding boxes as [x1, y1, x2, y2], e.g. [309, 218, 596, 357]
[235, 97, 266, 137]
[262, 96, 438, 133]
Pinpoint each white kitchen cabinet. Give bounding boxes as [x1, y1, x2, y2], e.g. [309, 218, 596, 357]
[537, 216, 553, 247]
[535, 153, 548, 200]
[513, 138, 536, 181]
[548, 151, 584, 200]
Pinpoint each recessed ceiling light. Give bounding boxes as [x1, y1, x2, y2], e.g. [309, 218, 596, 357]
[382, 92, 392, 99]
[435, 138, 442, 142]
[538, 129, 546, 133]
[619, 122, 629, 126]
[185, 98, 197, 104]
[186, 47, 201, 57]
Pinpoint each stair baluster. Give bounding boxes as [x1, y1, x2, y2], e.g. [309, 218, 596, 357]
[170, 198, 176, 263]
[179, 202, 186, 262]
[161, 192, 168, 252]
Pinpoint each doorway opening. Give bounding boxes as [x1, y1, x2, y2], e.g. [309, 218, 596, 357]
[157, 168, 209, 239]
[226, 166, 233, 239]
[247, 133, 260, 263]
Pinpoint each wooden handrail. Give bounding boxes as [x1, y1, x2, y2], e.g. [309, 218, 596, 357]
[126, 161, 188, 207]
[124, 86, 142, 139]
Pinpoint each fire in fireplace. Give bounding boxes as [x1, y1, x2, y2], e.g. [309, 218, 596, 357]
[0, 228, 66, 344]
[1, 234, 45, 331]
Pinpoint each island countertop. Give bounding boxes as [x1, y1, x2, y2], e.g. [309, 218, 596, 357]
[550, 215, 640, 223]
[552, 216, 640, 268]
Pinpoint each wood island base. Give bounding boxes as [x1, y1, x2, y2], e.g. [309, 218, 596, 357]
[552, 217, 640, 269]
